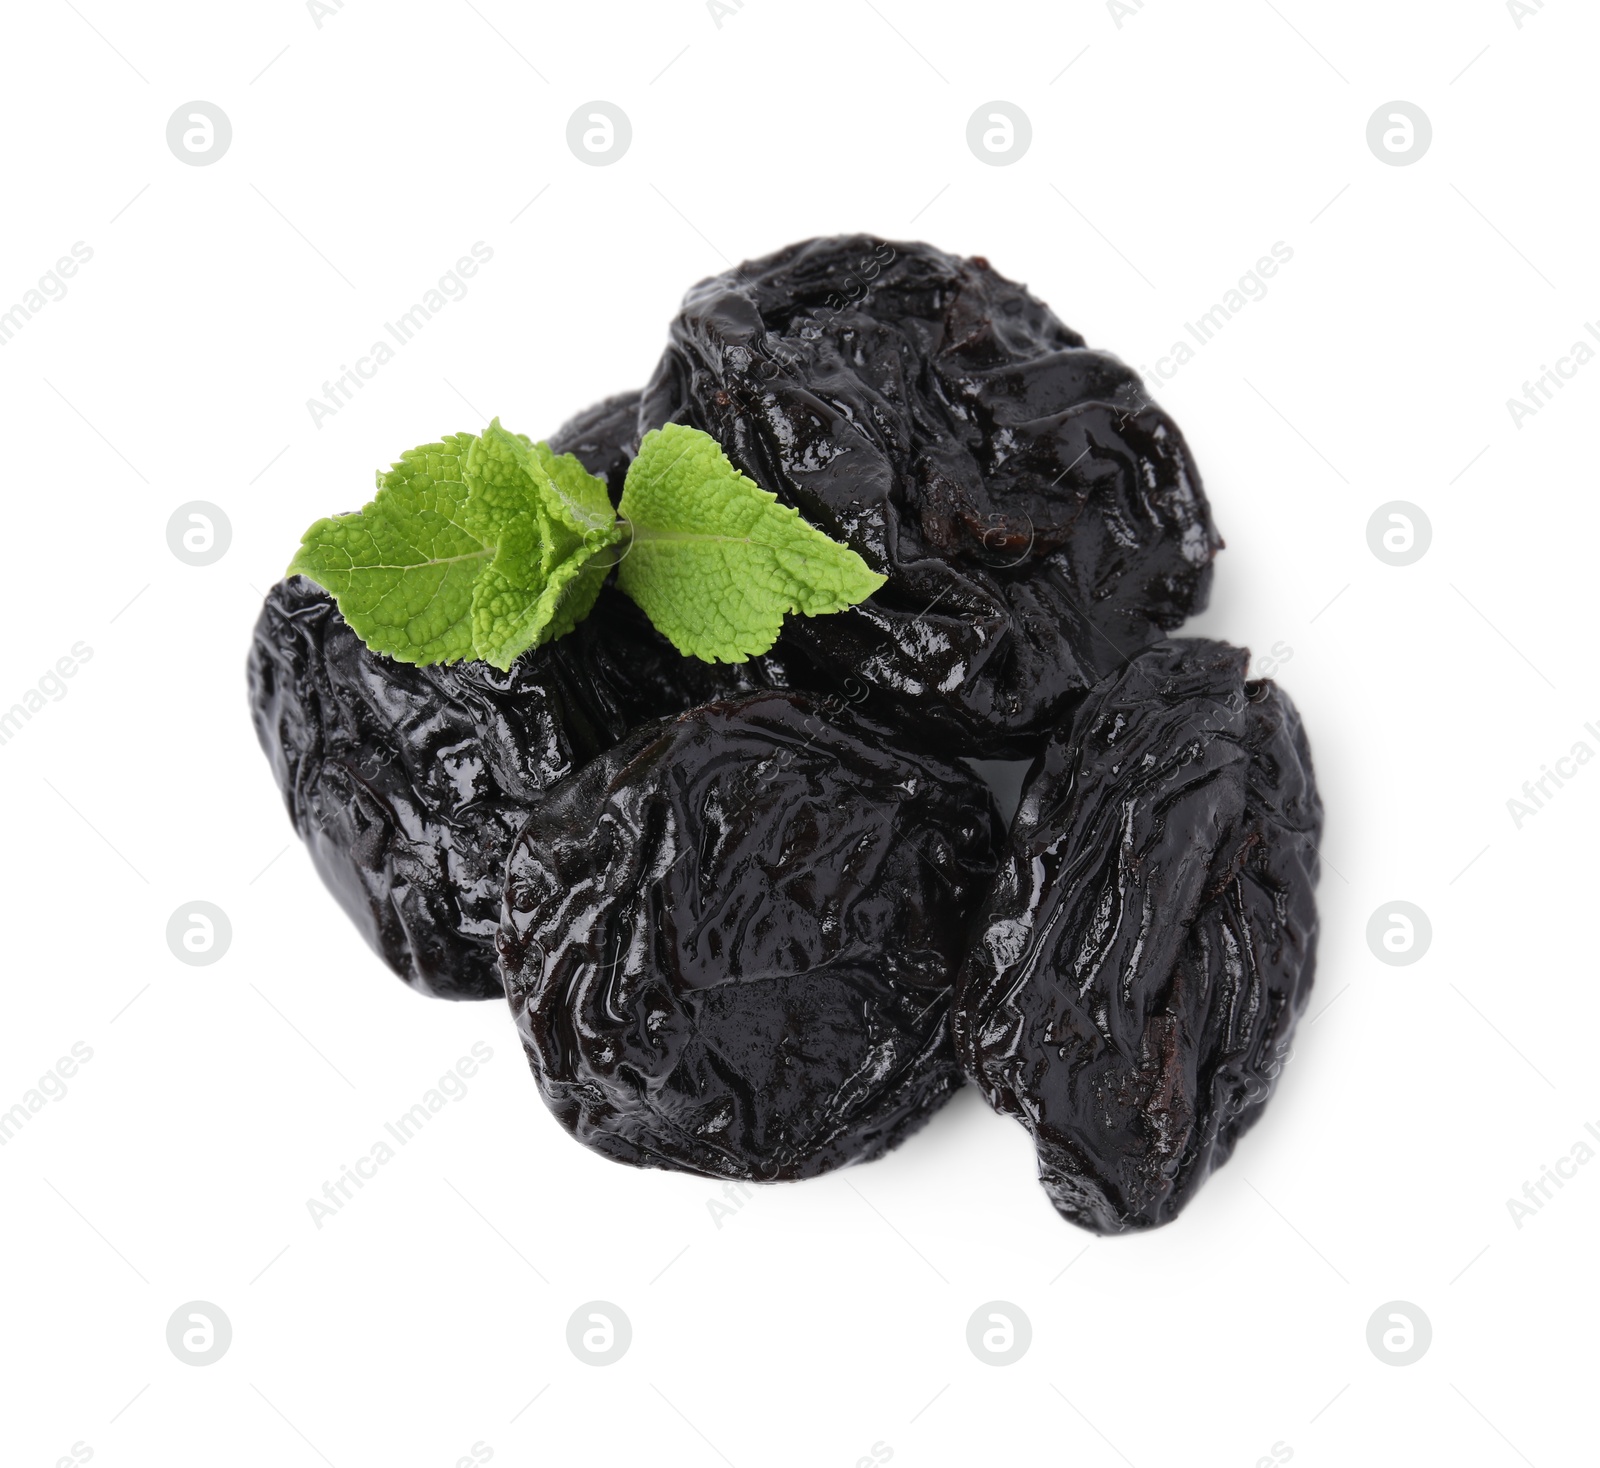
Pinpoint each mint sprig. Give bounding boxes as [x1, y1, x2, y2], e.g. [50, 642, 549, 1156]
[616, 424, 885, 662]
[288, 421, 623, 670]
[465, 425, 623, 667]
[287, 419, 884, 669]
[287, 434, 487, 666]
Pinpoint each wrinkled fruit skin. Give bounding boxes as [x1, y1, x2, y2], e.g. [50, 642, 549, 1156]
[499, 692, 1003, 1180]
[247, 572, 803, 998]
[248, 576, 607, 999]
[953, 640, 1322, 1232]
[560, 583, 788, 744]
[640, 235, 1223, 756]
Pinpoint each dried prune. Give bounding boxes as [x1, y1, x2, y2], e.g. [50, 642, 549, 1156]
[247, 576, 606, 1000]
[953, 640, 1322, 1231]
[640, 235, 1222, 756]
[499, 692, 1003, 1180]
[248, 567, 804, 996]
[557, 583, 788, 742]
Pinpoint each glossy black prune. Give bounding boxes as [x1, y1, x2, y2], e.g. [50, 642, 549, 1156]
[558, 583, 788, 743]
[247, 576, 606, 1000]
[953, 640, 1322, 1232]
[640, 235, 1223, 756]
[499, 692, 1003, 1180]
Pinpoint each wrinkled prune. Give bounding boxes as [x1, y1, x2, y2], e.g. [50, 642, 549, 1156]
[953, 640, 1322, 1232]
[640, 236, 1222, 756]
[248, 576, 606, 1000]
[499, 692, 1003, 1180]
[558, 583, 787, 742]
[248, 567, 806, 997]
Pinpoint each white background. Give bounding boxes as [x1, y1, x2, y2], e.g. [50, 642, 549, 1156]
[1, 1, 1595, 1464]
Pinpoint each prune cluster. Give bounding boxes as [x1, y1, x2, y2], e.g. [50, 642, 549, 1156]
[249, 235, 1321, 1231]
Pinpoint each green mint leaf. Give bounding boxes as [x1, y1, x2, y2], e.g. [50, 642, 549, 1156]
[466, 421, 622, 669]
[615, 423, 885, 663]
[286, 419, 872, 673]
[460, 419, 536, 548]
[529, 442, 622, 643]
[531, 440, 617, 534]
[287, 434, 488, 664]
